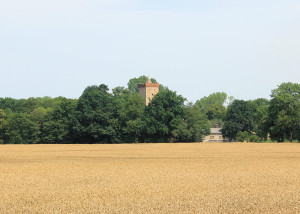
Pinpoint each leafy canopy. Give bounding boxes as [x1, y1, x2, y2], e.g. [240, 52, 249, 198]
[268, 82, 300, 142]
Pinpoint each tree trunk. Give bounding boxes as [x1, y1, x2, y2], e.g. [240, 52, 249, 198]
[289, 132, 293, 143]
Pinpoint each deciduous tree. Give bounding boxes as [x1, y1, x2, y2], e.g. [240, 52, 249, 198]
[5, 113, 40, 144]
[75, 84, 116, 143]
[222, 100, 255, 141]
[0, 109, 6, 143]
[268, 82, 300, 142]
[143, 88, 185, 142]
[172, 104, 210, 142]
[42, 98, 77, 143]
[113, 87, 146, 142]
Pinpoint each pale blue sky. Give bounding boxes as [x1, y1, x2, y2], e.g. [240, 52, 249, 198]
[1, 0, 299, 102]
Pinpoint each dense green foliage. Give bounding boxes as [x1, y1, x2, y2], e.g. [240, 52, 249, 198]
[173, 104, 210, 142]
[143, 88, 186, 142]
[42, 98, 77, 143]
[221, 100, 255, 141]
[221, 98, 270, 141]
[195, 92, 229, 128]
[221, 83, 299, 142]
[236, 131, 261, 143]
[127, 76, 158, 94]
[0, 79, 298, 144]
[127, 75, 167, 94]
[267, 82, 300, 142]
[74, 84, 117, 143]
[112, 87, 146, 143]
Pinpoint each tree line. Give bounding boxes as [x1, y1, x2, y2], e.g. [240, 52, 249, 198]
[0, 76, 299, 144]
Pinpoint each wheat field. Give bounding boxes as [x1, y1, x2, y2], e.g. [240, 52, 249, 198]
[0, 143, 300, 213]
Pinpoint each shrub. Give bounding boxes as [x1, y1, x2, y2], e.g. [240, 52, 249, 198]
[249, 135, 261, 143]
[236, 131, 250, 142]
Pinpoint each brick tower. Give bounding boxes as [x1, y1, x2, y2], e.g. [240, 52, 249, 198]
[138, 77, 159, 105]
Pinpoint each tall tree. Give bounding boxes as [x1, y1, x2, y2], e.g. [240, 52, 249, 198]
[268, 82, 300, 142]
[113, 87, 146, 142]
[172, 104, 210, 142]
[42, 98, 77, 143]
[0, 98, 24, 113]
[222, 100, 256, 141]
[74, 84, 116, 143]
[195, 92, 228, 112]
[195, 92, 228, 128]
[0, 109, 5, 129]
[5, 113, 40, 144]
[143, 88, 185, 142]
[0, 109, 6, 143]
[250, 98, 270, 140]
[205, 103, 226, 121]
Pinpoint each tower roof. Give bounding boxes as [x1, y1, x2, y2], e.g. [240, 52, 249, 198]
[146, 77, 152, 84]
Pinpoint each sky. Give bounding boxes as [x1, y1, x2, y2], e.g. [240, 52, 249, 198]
[1, 0, 299, 102]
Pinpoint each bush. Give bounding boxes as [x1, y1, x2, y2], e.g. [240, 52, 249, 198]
[249, 135, 261, 142]
[236, 131, 250, 142]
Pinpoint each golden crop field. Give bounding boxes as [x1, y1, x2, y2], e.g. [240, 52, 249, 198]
[1, 143, 300, 214]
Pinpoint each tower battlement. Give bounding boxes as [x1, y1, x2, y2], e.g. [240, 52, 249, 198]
[138, 83, 160, 88]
